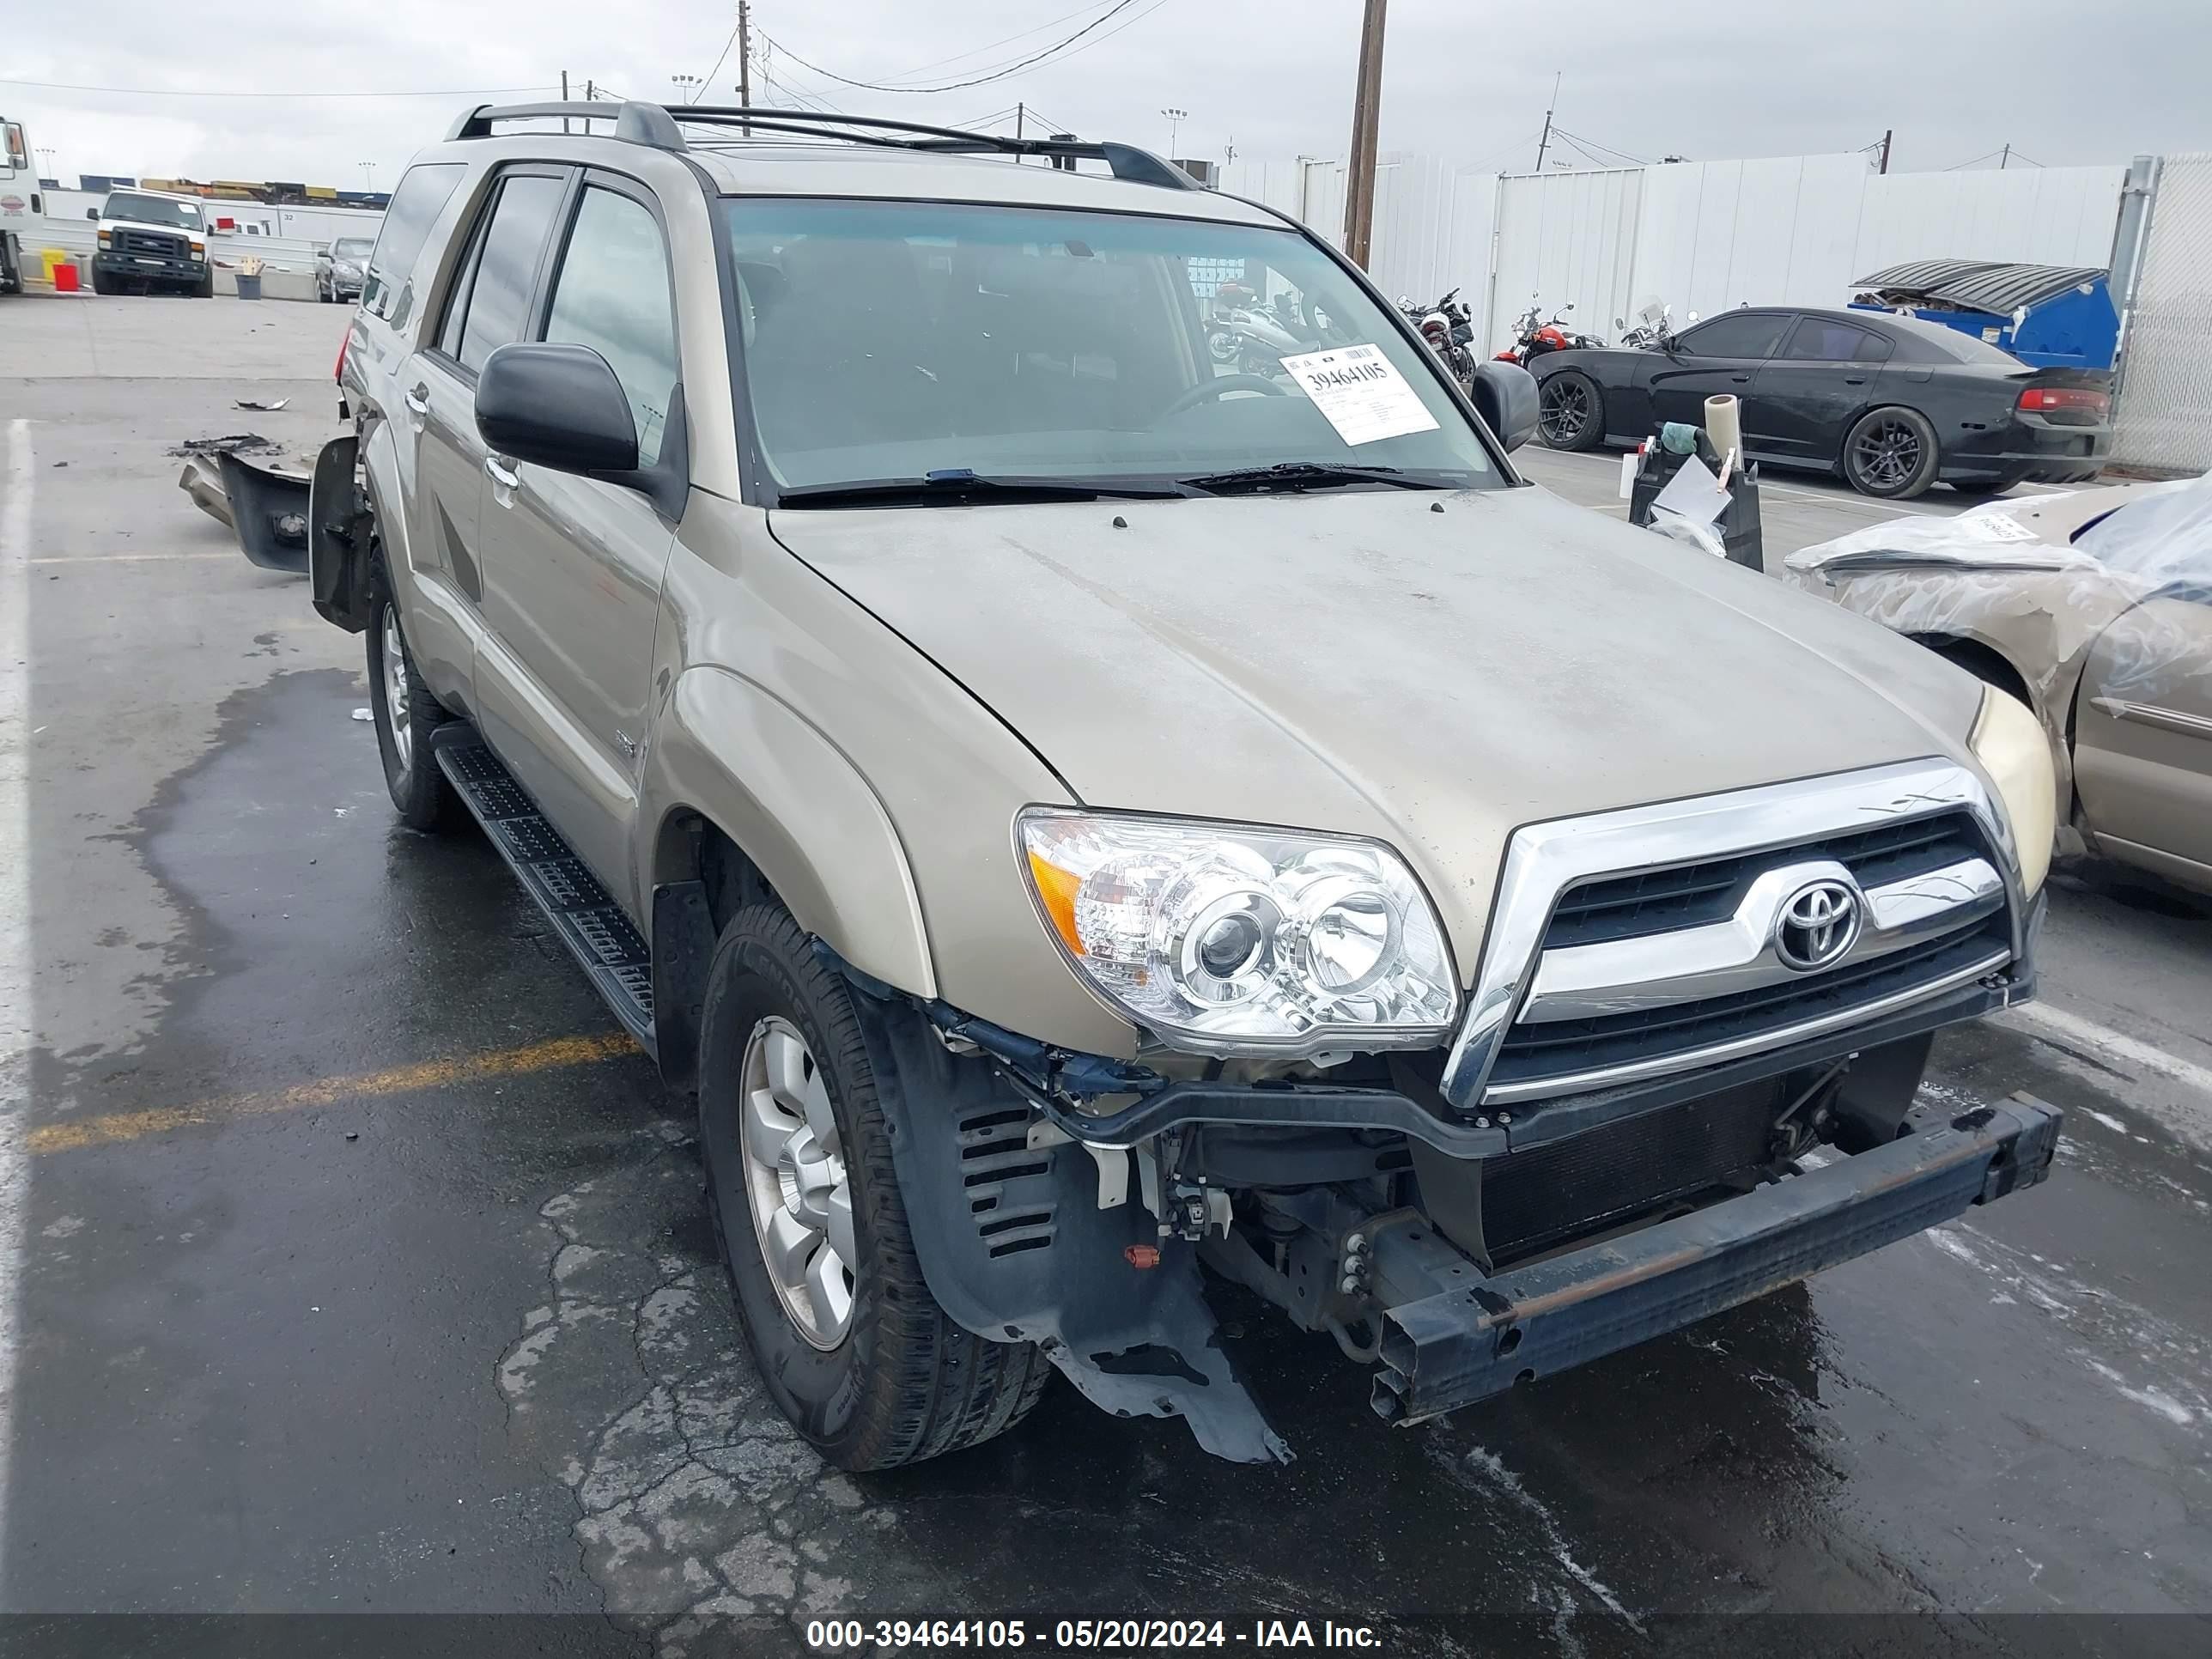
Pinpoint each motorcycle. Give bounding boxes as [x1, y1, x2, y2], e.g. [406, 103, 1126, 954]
[1494, 301, 1605, 366]
[1397, 287, 1479, 391]
[1207, 283, 1310, 378]
[1614, 299, 1696, 350]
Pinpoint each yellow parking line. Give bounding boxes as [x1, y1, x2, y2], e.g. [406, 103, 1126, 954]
[27, 1031, 641, 1155]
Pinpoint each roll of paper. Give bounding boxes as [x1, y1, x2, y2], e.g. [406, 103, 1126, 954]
[1705, 393, 1742, 459]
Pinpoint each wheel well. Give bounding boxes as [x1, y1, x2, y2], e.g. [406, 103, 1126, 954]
[1913, 635, 2033, 708]
[653, 810, 781, 935]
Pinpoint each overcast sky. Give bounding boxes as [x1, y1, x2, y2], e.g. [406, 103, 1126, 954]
[6, 0, 2206, 192]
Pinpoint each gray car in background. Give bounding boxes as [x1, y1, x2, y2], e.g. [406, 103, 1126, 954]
[316, 234, 373, 302]
[270, 100, 2063, 1471]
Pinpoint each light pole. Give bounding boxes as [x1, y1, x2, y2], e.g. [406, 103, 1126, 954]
[1161, 106, 1188, 156]
[358, 161, 375, 191]
[36, 147, 57, 179]
[671, 73, 703, 104]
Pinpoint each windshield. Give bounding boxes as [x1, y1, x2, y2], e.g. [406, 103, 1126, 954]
[724, 198, 1499, 496]
[331, 238, 373, 259]
[2073, 474, 2212, 585]
[106, 193, 202, 229]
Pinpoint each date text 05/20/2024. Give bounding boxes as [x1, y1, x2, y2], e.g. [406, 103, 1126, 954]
[806, 1619, 1383, 1650]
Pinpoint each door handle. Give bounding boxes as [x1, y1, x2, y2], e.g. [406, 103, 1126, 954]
[1844, 375, 1868, 386]
[404, 385, 429, 414]
[485, 454, 520, 489]
[1729, 374, 1752, 384]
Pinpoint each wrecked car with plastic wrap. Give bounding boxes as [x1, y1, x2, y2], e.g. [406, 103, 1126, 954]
[1790, 472, 2212, 897]
[261, 99, 2063, 1469]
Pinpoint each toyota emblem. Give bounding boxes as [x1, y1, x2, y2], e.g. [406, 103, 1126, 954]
[1774, 878, 1860, 971]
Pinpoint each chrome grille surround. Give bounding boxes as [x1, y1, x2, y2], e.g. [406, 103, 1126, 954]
[1438, 758, 2029, 1109]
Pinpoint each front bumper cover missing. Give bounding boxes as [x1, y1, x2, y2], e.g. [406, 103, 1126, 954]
[1371, 1091, 2062, 1425]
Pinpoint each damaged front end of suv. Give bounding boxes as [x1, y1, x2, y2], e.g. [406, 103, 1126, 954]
[813, 744, 2058, 1464]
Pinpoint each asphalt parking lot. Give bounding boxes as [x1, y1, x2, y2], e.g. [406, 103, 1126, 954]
[3, 293, 2209, 1656]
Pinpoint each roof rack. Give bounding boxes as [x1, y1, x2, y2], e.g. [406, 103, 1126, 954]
[445, 101, 1200, 192]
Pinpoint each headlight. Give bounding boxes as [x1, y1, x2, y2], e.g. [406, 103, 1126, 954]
[1969, 685, 2054, 896]
[1017, 808, 1459, 1056]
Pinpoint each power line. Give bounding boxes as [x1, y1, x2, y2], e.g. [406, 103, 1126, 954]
[1550, 125, 1644, 166]
[890, 0, 1123, 82]
[696, 20, 743, 99]
[759, 0, 1151, 94]
[0, 75, 555, 99]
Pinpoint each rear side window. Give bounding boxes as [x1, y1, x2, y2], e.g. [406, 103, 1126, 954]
[542, 188, 679, 466]
[364, 162, 464, 328]
[453, 174, 567, 374]
[1680, 312, 1790, 360]
[1779, 319, 1893, 364]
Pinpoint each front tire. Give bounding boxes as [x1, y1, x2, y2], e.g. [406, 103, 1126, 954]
[698, 904, 1051, 1471]
[365, 564, 459, 830]
[1844, 406, 1939, 499]
[1539, 368, 1604, 450]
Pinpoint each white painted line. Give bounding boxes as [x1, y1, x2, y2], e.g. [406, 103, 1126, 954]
[2003, 1001, 2212, 1101]
[0, 416, 33, 1574]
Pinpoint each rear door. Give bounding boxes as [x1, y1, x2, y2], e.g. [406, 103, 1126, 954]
[1755, 316, 1892, 461]
[403, 167, 570, 700]
[473, 175, 684, 905]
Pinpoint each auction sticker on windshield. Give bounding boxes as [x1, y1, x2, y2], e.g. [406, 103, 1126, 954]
[1279, 343, 1440, 447]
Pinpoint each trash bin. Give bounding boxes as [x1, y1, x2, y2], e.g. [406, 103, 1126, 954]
[236, 271, 264, 301]
[52, 260, 80, 293]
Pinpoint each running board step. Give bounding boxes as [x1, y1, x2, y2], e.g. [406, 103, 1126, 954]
[434, 732, 656, 1057]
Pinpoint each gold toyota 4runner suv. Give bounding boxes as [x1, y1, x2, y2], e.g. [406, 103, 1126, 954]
[264, 102, 2062, 1468]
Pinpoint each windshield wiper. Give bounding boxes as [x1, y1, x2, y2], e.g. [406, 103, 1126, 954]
[775, 470, 1193, 509]
[1178, 461, 1446, 495]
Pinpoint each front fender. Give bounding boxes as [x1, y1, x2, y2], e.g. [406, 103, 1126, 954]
[641, 666, 937, 1000]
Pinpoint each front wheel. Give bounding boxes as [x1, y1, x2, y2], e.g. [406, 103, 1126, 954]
[698, 904, 1052, 1470]
[1843, 406, 1939, 499]
[1539, 369, 1604, 450]
[365, 568, 459, 830]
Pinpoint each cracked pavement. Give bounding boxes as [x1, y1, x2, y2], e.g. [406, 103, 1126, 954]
[6, 295, 2211, 1656]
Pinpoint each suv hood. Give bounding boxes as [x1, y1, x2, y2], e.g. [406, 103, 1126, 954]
[768, 485, 1984, 967]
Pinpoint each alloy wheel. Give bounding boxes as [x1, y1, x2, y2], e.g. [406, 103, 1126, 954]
[737, 1016, 857, 1350]
[380, 604, 412, 771]
[1539, 377, 1590, 445]
[1851, 416, 1923, 492]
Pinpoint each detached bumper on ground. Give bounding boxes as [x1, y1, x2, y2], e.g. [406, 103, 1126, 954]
[1371, 1092, 2062, 1423]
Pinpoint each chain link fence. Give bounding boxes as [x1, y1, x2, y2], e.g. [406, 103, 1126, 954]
[2112, 153, 2212, 474]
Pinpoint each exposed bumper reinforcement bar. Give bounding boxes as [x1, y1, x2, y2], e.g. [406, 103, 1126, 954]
[1370, 1091, 2061, 1425]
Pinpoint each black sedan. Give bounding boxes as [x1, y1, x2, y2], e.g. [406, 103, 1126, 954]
[1530, 307, 2111, 499]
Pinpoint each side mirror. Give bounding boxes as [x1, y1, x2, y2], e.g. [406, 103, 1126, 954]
[475, 343, 639, 477]
[86, 207, 99, 220]
[1470, 360, 1539, 453]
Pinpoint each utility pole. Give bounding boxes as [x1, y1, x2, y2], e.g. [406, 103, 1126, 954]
[1877, 127, 1891, 173]
[1533, 70, 1560, 173]
[1343, 0, 1387, 269]
[2000, 143, 2010, 170]
[738, 0, 753, 133]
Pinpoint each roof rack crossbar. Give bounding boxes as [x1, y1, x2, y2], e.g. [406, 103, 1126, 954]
[445, 101, 1197, 191]
[447, 100, 686, 149]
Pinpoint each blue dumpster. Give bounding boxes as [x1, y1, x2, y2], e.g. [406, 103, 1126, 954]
[1850, 259, 2118, 371]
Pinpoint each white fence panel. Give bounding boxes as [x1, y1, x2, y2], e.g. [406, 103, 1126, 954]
[1365, 152, 1497, 319]
[1485, 166, 1640, 353]
[1854, 166, 2124, 276]
[2112, 153, 2212, 472]
[1630, 154, 1870, 319]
